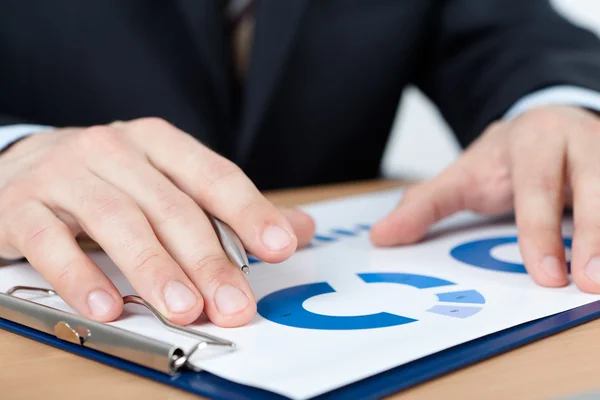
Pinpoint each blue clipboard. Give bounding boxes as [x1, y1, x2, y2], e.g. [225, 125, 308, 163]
[2, 298, 600, 400]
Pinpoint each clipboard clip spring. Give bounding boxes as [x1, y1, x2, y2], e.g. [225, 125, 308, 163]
[4, 286, 235, 374]
[7, 287, 93, 345]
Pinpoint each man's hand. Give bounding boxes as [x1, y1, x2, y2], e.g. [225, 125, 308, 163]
[0, 118, 315, 326]
[371, 105, 600, 293]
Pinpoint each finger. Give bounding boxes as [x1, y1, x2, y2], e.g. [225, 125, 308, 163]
[567, 128, 600, 293]
[510, 127, 569, 287]
[371, 122, 515, 247]
[45, 169, 204, 325]
[370, 162, 471, 247]
[124, 118, 298, 263]
[86, 150, 256, 327]
[3, 201, 123, 321]
[279, 207, 315, 249]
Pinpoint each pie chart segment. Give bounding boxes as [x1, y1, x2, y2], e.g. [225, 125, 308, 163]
[257, 273, 486, 330]
[357, 272, 455, 289]
[257, 281, 416, 330]
[436, 290, 485, 304]
[450, 236, 572, 274]
[427, 305, 483, 318]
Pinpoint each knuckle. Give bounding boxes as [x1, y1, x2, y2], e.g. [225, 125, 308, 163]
[155, 186, 194, 222]
[22, 223, 53, 248]
[130, 247, 164, 274]
[5, 203, 41, 241]
[454, 165, 480, 206]
[200, 264, 233, 287]
[528, 175, 561, 194]
[202, 156, 242, 188]
[15, 217, 62, 252]
[88, 194, 132, 223]
[74, 126, 125, 155]
[456, 164, 480, 192]
[457, 161, 510, 212]
[511, 109, 573, 151]
[132, 117, 173, 131]
[480, 120, 508, 142]
[127, 117, 181, 142]
[55, 258, 79, 287]
[235, 199, 261, 221]
[516, 107, 564, 131]
[190, 252, 231, 279]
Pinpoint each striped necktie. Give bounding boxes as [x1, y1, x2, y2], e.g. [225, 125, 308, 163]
[225, 0, 256, 82]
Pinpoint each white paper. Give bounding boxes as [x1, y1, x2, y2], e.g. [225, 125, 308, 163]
[0, 188, 597, 399]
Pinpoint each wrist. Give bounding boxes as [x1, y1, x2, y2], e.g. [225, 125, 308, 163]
[0, 127, 56, 159]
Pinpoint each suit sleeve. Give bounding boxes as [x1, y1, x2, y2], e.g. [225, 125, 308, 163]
[0, 114, 31, 126]
[411, 0, 600, 147]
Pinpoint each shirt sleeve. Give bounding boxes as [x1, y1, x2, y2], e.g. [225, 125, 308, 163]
[503, 85, 600, 120]
[0, 124, 54, 153]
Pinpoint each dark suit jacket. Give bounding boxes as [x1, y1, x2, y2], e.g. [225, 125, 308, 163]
[2, 1, 600, 190]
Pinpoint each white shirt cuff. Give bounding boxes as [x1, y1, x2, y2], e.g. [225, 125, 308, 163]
[0, 124, 54, 152]
[503, 85, 600, 120]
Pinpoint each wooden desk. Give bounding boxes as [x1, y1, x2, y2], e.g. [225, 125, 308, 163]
[1, 179, 599, 400]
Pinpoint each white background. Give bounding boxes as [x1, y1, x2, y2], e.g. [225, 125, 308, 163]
[381, 0, 600, 180]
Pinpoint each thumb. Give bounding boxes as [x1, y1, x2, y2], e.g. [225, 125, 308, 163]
[370, 163, 472, 247]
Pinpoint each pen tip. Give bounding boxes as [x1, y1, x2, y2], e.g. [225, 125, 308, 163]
[241, 265, 250, 275]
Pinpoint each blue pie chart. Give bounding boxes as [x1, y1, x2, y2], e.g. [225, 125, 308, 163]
[450, 236, 572, 274]
[257, 272, 485, 330]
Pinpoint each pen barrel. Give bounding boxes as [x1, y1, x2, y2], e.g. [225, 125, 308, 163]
[0, 293, 183, 374]
[210, 216, 250, 267]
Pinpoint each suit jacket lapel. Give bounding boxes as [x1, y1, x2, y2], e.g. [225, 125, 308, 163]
[235, 0, 309, 166]
[173, 0, 232, 138]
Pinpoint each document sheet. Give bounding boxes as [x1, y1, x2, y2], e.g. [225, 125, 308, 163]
[0, 188, 597, 399]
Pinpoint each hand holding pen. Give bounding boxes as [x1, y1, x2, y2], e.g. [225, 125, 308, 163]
[0, 118, 315, 328]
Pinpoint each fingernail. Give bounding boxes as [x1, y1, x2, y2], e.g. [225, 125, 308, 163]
[88, 290, 116, 318]
[585, 257, 600, 285]
[164, 281, 197, 313]
[261, 225, 292, 251]
[215, 285, 249, 315]
[540, 256, 564, 280]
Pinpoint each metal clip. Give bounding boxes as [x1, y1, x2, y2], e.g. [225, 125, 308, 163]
[54, 321, 91, 345]
[6, 286, 57, 296]
[3, 286, 236, 374]
[123, 295, 234, 348]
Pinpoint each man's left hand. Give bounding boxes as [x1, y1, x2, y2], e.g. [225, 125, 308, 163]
[370, 105, 600, 293]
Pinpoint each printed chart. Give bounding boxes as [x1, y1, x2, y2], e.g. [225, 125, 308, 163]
[257, 272, 485, 330]
[450, 236, 573, 274]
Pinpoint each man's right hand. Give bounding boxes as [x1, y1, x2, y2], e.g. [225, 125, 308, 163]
[0, 118, 315, 327]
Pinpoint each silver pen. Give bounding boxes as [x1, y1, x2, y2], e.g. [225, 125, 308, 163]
[208, 215, 250, 274]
